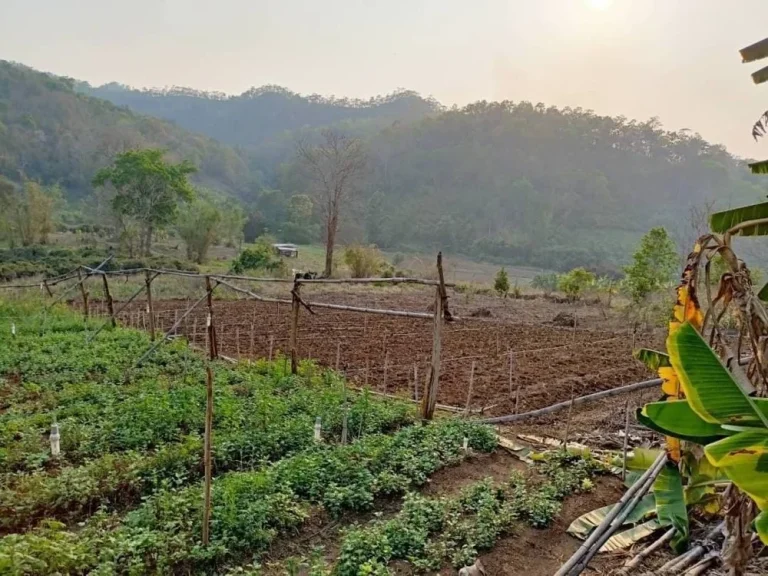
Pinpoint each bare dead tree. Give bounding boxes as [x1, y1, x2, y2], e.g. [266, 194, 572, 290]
[296, 129, 367, 277]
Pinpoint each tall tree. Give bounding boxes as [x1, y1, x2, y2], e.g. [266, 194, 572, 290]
[0, 180, 60, 246]
[296, 129, 367, 277]
[93, 149, 195, 255]
[177, 196, 221, 263]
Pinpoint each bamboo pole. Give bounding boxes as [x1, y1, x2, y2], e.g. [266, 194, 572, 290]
[201, 275, 217, 546]
[335, 341, 341, 371]
[101, 274, 116, 327]
[202, 364, 214, 546]
[622, 398, 631, 482]
[236, 327, 240, 359]
[478, 378, 662, 424]
[620, 527, 676, 573]
[413, 364, 418, 400]
[556, 452, 668, 576]
[421, 286, 443, 420]
[77, 270, 89, 320]
[465, 361, 475, 415]
[296, 276, 452, 287]
[268, 335, 274, 361]
[290, 279, 300, 375]
[250, 324, 255, 356]
[145, 270, 156, 341]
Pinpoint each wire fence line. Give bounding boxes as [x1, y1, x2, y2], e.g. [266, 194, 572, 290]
[1, 259, 656, 420]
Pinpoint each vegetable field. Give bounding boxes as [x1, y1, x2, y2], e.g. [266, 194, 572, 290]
[0, 296, 625, 575]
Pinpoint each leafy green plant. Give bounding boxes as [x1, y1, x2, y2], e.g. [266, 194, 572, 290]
[638, 321, 768, 544]
[231, 236, 284, 274]
[493, 267, 509, 296]
[531, 272, 559, 296]
[558, 268, 596, 301]
[344, 245, 383, 278]
[622, 227, 678, 304]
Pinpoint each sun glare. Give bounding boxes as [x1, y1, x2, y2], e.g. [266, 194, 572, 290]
[586, 0, 613, 10]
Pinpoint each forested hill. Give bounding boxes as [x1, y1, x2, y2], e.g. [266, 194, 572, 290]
[4, 61, 767, 272]
[347, 102, 768, 270]
[79, 82, 442, 148]
[0, 61, 253, 198]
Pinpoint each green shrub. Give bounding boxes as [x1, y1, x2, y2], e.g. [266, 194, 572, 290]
[493, 267, 510, 296]
[558, 268, 596, 301]
[531, 272, 560, 295]
[344, 245, 383, 278]
[231, 237, 283, 274]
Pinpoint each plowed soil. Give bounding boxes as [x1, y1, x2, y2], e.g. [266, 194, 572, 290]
[98, 292, 660, 417]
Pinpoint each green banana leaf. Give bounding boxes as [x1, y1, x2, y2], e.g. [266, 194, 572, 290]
[667, 323, 767, 426]
[567, 494, 657, 539]
[704, 430, 768, 510]
[633, 348, 670, 371]
[626, 447, 663, 471]
[637, 401, 727, 444]
[600, 519, 665, 552]
[653, 462, 689, 553]
[750, 160, 768, 175]
[740, 37, 768, 63]
[710, 201, 768, 234]
[756, 511, 768, 543]
[758, 282, 768, 302]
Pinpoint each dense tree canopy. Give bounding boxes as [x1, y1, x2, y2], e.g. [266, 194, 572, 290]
[0, 61, 250, 198]
[5, 61, 768, 272]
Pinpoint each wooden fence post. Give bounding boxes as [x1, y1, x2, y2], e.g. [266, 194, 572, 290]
[145, 270, 156, 341]
[202, 365, 214, 546]
[290, 279, 300, 374]
[101, 274, 116, 327]
[465, 361, 475, 415]
[77, 270, 89, 320]
[202, 275, 218, 547]
[421, 285, 443, 420]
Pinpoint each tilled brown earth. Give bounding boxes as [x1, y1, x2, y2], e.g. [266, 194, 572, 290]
[82, 295, 662, 418]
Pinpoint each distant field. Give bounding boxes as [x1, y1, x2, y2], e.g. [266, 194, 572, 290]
[13, 233, 545, 286]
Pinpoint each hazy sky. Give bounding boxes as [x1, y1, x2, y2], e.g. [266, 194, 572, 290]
[3, 0, 768, 158]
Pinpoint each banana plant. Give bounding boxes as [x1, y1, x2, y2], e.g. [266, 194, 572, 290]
[638, 321, 768, 544]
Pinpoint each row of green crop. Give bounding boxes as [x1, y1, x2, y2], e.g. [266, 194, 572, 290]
[0, 301, 413, 533]
[0, 420, 497, 575]
[334, 451, 604, 576]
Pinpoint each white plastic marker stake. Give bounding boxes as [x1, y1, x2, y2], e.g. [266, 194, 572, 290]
[314, 416, 322, 442]
[50, 423, 61, 456]
[206, 313, 212, 327]
[11, 323, 16, 337]
[40, 282, 44, 291]
[463, 436, 469, 453]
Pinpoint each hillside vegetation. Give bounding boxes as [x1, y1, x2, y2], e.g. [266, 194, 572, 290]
[0, 61, 252, 198]
[4, 61, 767, 271]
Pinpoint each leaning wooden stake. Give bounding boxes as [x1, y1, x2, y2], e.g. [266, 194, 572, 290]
[101, 274, 116, 327]
[465, 361, 476, 415]
[413, 364, 419, 400]
[290, 279, 300, 374]
[562, 382, 575, 447]
[77, 270, 89, 320]
[145, 270, 156, 341]
[335, 341, 341, 371]
[421, 284, 443, 420]
[42, 279, 53, 297]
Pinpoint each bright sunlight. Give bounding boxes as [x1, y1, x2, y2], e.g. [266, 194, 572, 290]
[586, 0, 613, 10]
